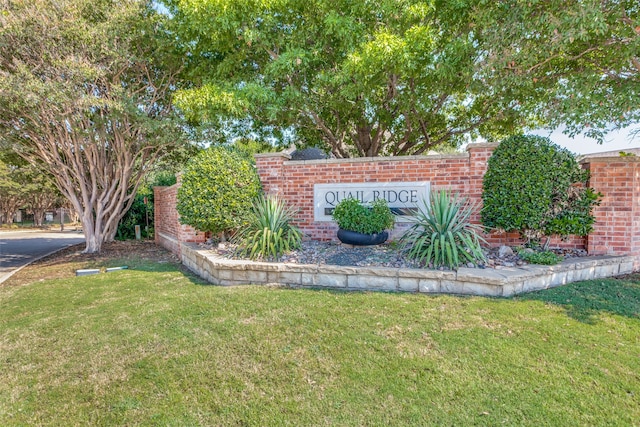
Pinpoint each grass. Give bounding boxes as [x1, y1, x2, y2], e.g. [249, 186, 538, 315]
[1, 244, 639, 426]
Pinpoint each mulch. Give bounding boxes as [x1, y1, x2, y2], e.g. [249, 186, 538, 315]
[32, 240, 179, 268]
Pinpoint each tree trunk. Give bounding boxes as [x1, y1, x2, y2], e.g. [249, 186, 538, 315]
[83, 229, 103, 253]
[2, 211, 14, 225]
[80, 210, 105, 253]
[33, 210, 44, 227]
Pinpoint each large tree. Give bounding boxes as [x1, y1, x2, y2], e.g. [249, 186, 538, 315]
[168, 0, 638, 155]
[166, 0, 529, 157]
[0, 159, 23, 225]
[470, 0, 639, 141]
[0, 152, 61, 226]
[22, 167, 62, 227]
[0, 0, 188, 252]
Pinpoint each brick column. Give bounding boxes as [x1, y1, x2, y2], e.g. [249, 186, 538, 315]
[254, 151, 290, 196]
[582, 156, 640, 265]
[153, 174, 206, 257]
[465, 143, 515, 244]
[466, 142, 499, 203]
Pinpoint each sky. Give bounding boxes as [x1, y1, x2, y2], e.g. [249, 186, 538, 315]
[531, 126, 640, 155]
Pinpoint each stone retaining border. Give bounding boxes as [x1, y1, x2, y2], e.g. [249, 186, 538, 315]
[180, 243, 636, 297]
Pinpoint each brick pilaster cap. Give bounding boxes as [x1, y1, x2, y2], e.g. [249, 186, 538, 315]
[466, 142, 500, 151]
[254, 151, 292, 160]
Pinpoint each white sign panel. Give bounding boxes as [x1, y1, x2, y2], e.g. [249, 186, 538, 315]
[314, 182, 430, 222]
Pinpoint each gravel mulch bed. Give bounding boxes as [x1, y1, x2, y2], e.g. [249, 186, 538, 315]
[201, 240, 590, 270]
[208, 241, 420, 268]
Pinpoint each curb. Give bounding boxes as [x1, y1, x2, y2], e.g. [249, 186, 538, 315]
[178, 242, 636, 297]
[0, 243, 83, 285]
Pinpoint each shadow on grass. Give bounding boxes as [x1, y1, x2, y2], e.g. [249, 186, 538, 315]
[516, 274, 640, 323]
[115, 259, 209, 286]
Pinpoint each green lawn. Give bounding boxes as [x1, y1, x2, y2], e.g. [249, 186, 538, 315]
[1, 255, 639, 426]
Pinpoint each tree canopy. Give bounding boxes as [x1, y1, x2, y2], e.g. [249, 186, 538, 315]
[0, 151, 61, 226]
[166, 0, 530, 157]
[0, 0, 190, 252]
[470, 0, 640, 141]
[166, 0, 639, 155]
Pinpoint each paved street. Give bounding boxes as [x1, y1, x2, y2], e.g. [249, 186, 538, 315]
[0, 230, 85, 282]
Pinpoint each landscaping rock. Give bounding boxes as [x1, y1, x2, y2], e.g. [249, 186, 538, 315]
[201, 240, 593, 270]
[498, 245, 514, 257]
[290, 147, 329, 161]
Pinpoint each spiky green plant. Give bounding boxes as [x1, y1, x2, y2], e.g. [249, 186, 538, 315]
[234, 196, 302, 260]
[401, 189, 486, 269]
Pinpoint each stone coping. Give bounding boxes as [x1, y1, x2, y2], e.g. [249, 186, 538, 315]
[579, 156, 640, 164]
[253, 143, 499, 165]
[180, 243, 636, 297]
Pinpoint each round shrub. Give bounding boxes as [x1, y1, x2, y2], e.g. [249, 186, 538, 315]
[177, 146, 261, 236]
[481, 135, 600, 244]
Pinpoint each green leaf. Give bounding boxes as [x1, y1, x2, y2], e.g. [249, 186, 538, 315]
[401, 189, 486, 269]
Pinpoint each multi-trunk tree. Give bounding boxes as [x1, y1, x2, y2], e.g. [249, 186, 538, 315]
[0, 0, 188, 252]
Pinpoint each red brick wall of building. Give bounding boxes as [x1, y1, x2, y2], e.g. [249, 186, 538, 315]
[583, 157, 640, 262]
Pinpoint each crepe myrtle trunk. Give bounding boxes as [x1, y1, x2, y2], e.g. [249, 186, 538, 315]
[32, 209, 45, 227]
[68, 187, 137, 253]
[76, 204, 124, 253]
[1, 210, 14, 225]
[83, 224, 103, 253]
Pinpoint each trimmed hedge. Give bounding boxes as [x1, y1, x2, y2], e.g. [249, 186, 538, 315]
[481, 135, 599, 244]
[177, 146, 261, 236]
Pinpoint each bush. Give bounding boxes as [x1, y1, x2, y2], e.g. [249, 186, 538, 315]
[481, 135, 600, 245]
[233, 195, 302, 260]
[401, 189, 486, 269]
[177, 146, 261, 236]
[332, 198, 395, 234]
[516, 248, 564, 265]
[116, 195, 152, 240]
[116, 171, 176, 240]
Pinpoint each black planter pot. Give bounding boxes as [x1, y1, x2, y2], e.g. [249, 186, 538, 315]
[337, 229, 389, 246]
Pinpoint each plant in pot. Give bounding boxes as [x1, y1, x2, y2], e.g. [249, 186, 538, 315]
[331, 197, 395, 245]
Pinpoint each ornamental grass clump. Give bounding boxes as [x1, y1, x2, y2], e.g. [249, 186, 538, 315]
[401, 189, 486, 269]
[234, 195, 302, 261]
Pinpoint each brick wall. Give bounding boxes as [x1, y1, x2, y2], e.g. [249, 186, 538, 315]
[154, 178, 206, 256]
[582, 157, 640, 263]
[256, 143, 585, 248]
[155, 144, 640, 263]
